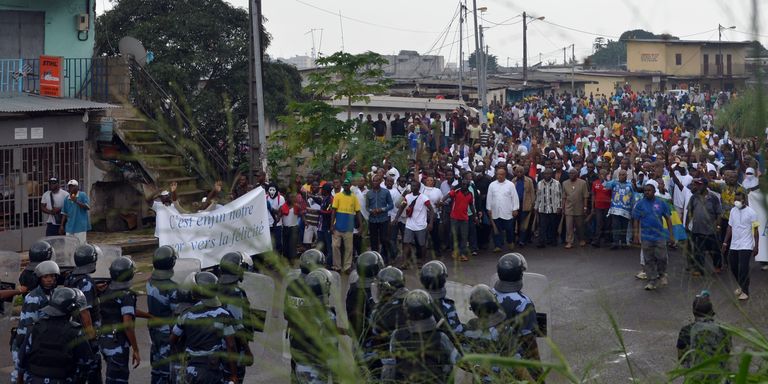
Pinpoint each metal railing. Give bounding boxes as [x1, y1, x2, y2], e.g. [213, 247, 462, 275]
[0, 57, 109, 101]
[125, 59, 230, 183]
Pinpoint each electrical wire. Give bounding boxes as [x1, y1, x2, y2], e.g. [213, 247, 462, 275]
[539, 19, 619, 39]
[294, 0, 439, 34]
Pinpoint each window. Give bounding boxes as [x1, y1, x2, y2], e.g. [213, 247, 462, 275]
[715, 54, 723, 75]
[675, 53, 682, 65]
[727, 54, 732, 75]
[703, 54, 709, 74]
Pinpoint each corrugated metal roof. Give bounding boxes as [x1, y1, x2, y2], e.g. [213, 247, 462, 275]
[0, 94, 120, 113]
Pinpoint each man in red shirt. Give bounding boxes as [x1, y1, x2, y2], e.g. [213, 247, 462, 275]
[442, 178, 476, 261]
[591, 168, 612, 247]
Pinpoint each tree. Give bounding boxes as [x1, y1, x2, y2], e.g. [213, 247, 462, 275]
[468, 51, 499, 73]
[95, 0, 302, 169]
[714, 89, 767, 137]
[586, 29, 679, 68]
[269, 51, 404, 181]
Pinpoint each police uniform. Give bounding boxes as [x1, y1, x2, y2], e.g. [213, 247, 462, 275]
[13, 285, 51, 383]
[64, 271, 103, 383]
[146, 274, 179, 383]
[364, 288, 409, 375]
[171, 301, 237, 383]
[17, 289, 95, 384]
[345, 278, 375, 342]
[381, 290, 459, 384]
[219, 281, 255, 381]
[432, 294, 464, 334]
[99, 287, 137, 383]
[461, 311, 528, 382]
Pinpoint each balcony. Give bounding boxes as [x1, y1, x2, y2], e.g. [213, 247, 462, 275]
[700, 62, 746, 77]
[0, 57, 109, 102]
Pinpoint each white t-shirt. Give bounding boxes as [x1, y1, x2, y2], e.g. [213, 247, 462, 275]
[404, 193, 431, 231]
[151, 200, 181, 238]
[673, 173, 693, 209]
[282, 206, 299, 227]
[386, 187, 402, 221]
[352, 186, 369, 221]
[41, 189, 69, 224]
[266, 194, 285, 227]
[486, 179, 520, 220]
[423, 186, 444, 219]
[728, 206, 758, 250]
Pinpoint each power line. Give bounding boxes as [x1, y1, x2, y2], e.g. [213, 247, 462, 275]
[539, 19, 619, 39]
[294, 0, 440, 34]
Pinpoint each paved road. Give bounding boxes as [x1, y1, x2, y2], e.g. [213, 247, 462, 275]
[1, 244, 765, 383]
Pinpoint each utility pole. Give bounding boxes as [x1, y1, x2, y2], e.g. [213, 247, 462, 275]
[571, 44, 576, 94]
[248, 0, 267, 180]
[522, 11, 528, 83]
[718, 24, 735, 91]
[478, 25, 486, 121]
[563, 47, 566, 65]
[458, 1, 464, 100]
[471, 0, 485, 121]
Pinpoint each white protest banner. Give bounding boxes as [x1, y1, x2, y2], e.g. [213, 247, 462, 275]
[749, 191, 768, 263]
[155, 187, 272, 268]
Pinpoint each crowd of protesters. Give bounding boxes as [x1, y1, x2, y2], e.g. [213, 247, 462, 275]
[254, 86, 764, 296]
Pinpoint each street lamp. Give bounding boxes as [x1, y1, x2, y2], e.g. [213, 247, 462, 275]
[718, 24, 735, 91]
[522, 12, 545, 84]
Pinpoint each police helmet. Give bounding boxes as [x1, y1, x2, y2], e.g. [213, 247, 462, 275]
[299, 249, 326, 275]
[42, 287, 80, 317]
[419, 260, 448, 291]
[377, 266, 405, 298]
[72, 288, 88, 311]
[29, 240, 54, 264]
[403, 289, 434, 321]
[152, 246, 177, 276]
[73, 243, 100, 275]
[497, 253, 527, 282]
[109, 256, 135, 290]
[357, 251, 385, 280]
[305, 268, 333, 303]
[34, 260, 60, 278]
[219, 251, 247, 284]
[469, 284, 500, 317]
[191, 271, 219, 301]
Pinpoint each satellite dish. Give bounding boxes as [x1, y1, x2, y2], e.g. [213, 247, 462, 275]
[118, 36, 148, 67]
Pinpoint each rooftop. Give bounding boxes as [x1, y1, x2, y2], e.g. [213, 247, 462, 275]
[0, 94, 120, 113]
[625, 39, 752, 46]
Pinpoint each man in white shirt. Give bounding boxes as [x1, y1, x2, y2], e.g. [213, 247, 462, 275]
[40, 177, 69, 236]
[147, 182, 181, 239]
[486, 167, 520, 252]
[670, 162, 693, 218]
[393, 180, 434, 269]
[422, 176, 444, 255]
[721, 191, 759, 300]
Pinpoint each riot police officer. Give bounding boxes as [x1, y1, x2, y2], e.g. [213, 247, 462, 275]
[284, 249, 326, 349]
[169, 272, 239, 384]
[12, 260, 60, 383]
[146, 246, 179, 384]
[16, 286, 95, 384]
[382, 289, 459, 383]
[364, 266, 409, 378]
[288, 268, 339, 383]
[19, 240, 54, 290]
[419, 260, 463, 333]
[461, 284, 533, 382]
[346, 251, 383, 342]
[99, 256, 141, 383]
[493, 253, 541, 378]
[217, 251, 255, 382]
[64, 243, 102, 383]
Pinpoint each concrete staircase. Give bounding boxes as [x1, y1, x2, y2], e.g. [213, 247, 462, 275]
[106, 107, 208, 204]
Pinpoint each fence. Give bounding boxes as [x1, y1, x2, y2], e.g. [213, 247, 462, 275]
[0, 57, 109, 101]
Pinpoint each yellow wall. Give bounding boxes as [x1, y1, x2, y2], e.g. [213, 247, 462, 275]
[578, 75, 622, 96]
[627, 41, 666, 72]
[664, 45, 700, 76]
[700, 46, 747, 75]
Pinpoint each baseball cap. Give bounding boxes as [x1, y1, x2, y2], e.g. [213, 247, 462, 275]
[160, 190, 170, 197]
[49, 177, 59, 183]
[746, 167, 755, 175]
[67, 179, 78, 186]
[678, 161, 688, 168]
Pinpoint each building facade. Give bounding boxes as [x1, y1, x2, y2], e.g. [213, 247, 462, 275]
[625, 39, 750, 91]
[383, 50, 445, 79]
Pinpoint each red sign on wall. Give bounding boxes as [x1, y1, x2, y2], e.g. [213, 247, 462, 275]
[39, 56, 63, 97]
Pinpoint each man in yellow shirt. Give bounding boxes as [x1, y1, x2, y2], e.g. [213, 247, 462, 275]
[331, 179, 361, 273]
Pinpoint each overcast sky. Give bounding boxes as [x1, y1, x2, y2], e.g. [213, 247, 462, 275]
[98, 0, 768, 64]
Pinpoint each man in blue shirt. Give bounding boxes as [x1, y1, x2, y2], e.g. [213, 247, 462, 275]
[59, 179, 91, 243]
[632, 184, 674, 291]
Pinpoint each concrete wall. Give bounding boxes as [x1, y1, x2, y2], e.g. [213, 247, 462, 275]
[627, 41, 667, 73]
[578, 75, 623, 96]
[0, 0, 95, 58]
[0, 115, 86, 145]
[665, 45, 700, 77]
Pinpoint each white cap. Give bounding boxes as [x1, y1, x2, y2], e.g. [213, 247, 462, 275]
[160, 190, 170, 197]
[708, 151, 716, 156]
[617, 152, 624, 157]
[67, 179, 78, 186]
[706, 163, 717, 173]
[746, 167, 756, 175]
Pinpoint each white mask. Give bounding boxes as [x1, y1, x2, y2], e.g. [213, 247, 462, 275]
[734, 200, 743, 209]
[268, 187, 277, 197]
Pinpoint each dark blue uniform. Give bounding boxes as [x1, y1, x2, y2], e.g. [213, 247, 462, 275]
[18, 314, 95, 383]
[172, 302, 236, 383]
[64, 272, 102, 383]
[146, 277, 179, 384]
[12, 285, 50, 383]
[219, 282, 255, 382]
[99, 288, 137, 384]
